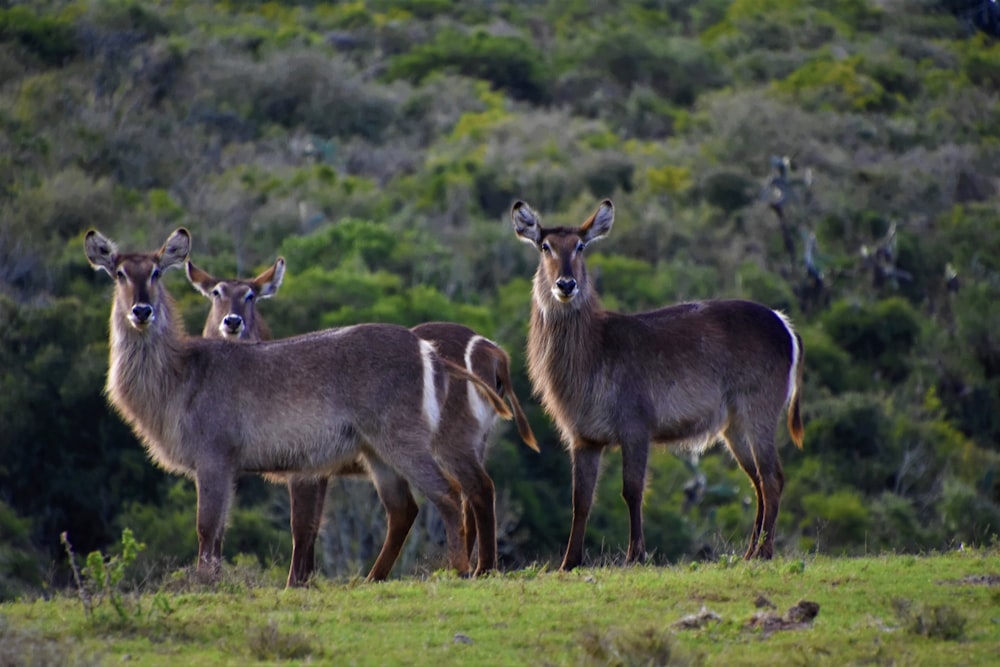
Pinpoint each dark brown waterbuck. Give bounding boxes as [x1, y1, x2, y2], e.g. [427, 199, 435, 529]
[187, 259, 539, 583]
[511, 199, 804, 570]
[85, 227, 512, 581]
[186, 257, 285, 340]
[187, 255, 354, 586]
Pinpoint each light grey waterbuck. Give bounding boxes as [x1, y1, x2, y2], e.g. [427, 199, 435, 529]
[84, 227, 512, 581]
[187, 259, 539, 583]
[511, 199, 805, 570]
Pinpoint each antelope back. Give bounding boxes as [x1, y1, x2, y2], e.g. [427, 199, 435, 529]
[186, 258, 285, 341]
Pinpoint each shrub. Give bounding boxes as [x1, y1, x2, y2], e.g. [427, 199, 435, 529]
[775, 54, 897, 112]
[801, 488, 871, 552]
[700, 169, 758, 214]
[803, 393, 890, 487]
[0, 502, 44, 602]
[797, 326, 865, 393]
[867, 492, 929, 551]
[820, 297, 920, 383]
[938, 478, 1000, 547]
[0, 6, 78, 66]
[386, 29, 552, 104]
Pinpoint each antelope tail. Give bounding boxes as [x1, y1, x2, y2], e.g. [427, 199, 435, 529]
[487, 347, 540, 452]
[441, 358, 513, 421]
[787, 332, 805, 449]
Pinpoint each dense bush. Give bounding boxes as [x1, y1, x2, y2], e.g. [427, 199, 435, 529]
[386, 28, 552, 104]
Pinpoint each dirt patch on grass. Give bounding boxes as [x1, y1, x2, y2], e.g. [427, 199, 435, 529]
[937, 574, 1000, 586]
[745, 600, 820, 637]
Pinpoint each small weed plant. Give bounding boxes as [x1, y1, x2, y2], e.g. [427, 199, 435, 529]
[61, 528, 172, 626]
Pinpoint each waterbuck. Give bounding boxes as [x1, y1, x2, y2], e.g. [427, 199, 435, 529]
[84, 227, 512, 581]
[511, 199, 804, 570]
[186, 255, 359, 585]
[186, 257, 285, 340]
[284, 324, 540, 582]
[187, 259, 539, 582]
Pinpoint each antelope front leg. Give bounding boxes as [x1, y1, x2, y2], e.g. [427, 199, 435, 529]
[560, 443, 603, 572]
[287, 476, 329, 587]
[195, 466, 234, 582]
[621, 439, 649, 565]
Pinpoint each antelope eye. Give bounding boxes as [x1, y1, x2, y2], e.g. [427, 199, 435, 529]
[212, 288, 221, 298]
[244, 292, 255, 303]
[540, 242, 551, 254]
[576, 241, 585, 253]
[151, 268, 161, 281]
[116, 269, 126, 280]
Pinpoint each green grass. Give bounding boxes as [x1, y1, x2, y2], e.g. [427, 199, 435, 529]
[2, 550, 998, 666]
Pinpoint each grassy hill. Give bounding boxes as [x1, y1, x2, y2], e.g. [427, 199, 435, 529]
[2, 548, 998, 666]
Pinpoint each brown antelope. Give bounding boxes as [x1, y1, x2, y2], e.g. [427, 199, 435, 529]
[186, 255, 352, 586]
[511, 199, 804, 570]
[282, 324, 540, 583]
[187, 257, 539, 581]
[186, 257, 285, 340]
[84, 227, 513, 582]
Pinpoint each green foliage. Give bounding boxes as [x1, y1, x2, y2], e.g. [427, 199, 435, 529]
[566, 30, 725, 107]
[60, 528, 166, 625]
[775, 54, 898, 112]
[0, 502, 44, 602]
[578, 625, 693, 667]
[958, 34, 1000, 92]
[893, 598, 968, 641]
[0, 615, 101, 667]
[386, 29, 552, 103]
[246, 619, 320, 661]
[821, 298, 921, 383]
[0, 6, 77, 66]
[800, 489, 871, 552]
[117, 479, 293, 576]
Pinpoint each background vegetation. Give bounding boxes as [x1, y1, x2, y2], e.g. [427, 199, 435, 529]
[1, 0, 999, 594]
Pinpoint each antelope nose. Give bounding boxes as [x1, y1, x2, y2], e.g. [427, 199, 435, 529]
[555, 277, 577, 296]
[132, 304, 153, 322]
[223, 315, 243, 331]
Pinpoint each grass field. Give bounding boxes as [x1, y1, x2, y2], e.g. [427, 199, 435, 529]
[2, 549, 998, 666]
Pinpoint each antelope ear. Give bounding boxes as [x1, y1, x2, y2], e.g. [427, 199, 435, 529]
[84, 230, 118, 276]
[255, 257, 285, 299]
[185, 261, 217, 297]
[580, 199, 614, 244]
[511, 201, 542, 246]
[158, 228, 191, 271]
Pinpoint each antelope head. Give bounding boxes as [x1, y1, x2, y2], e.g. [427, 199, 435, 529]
[511, 199, 615, 309]
[186, 258, 285, 339]
[84, 228, 191, 332]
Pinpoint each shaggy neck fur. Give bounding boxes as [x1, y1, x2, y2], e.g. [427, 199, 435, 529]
[106, 285, 188, 465]
[526, 266, 606, 446]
